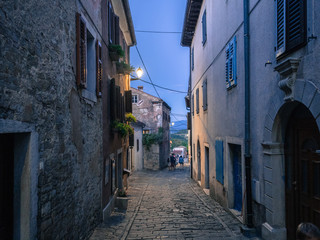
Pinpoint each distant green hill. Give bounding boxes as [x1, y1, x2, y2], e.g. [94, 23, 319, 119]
[171, 129, 188, 150]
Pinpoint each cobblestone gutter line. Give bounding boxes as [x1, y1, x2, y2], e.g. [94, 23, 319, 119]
[188, 182, 236, 237]
[121, 183, 149, 240]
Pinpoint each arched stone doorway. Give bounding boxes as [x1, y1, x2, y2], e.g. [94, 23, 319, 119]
[284, 103, 320, 239]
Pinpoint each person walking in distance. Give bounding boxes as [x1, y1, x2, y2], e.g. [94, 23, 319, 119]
[169, 153, 176, 171]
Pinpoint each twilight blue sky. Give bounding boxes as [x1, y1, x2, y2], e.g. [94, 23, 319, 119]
[129, 0, 189, 122]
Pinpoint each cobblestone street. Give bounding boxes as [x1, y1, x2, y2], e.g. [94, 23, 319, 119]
[90, 165, 256, 240]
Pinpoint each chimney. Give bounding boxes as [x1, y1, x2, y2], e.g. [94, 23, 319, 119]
[138, 86, 143, 91]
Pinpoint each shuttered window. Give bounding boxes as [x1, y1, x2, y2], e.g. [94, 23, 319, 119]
[187, 112, 191, 130]
[96, 41, 102, 97]
[191, 47, 194, 71]
[276, 0, 307, 58]
[196, 88, 199, 114]
[76, 13, 87, 88]
[225, 36, 237, 89]
[108, 1, 114, 43]
[125, 90, 132, 113]
[202, 10, 207, 45]
[191, 94, 194, 116]
[110, 78, 116, 120]
[202, 79, 207, 111]
[215, 140, 224, 184]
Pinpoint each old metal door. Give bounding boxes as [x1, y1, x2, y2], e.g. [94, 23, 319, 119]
[285, 116, 320, 239]
[233, 145, 242, 211]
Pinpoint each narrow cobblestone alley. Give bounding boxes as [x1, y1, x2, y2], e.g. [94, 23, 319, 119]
[90, 165, 256, 240]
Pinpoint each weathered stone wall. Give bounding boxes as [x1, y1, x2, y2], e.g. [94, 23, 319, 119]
[143, 144, 160, 170]
[0, 1, 103, 239]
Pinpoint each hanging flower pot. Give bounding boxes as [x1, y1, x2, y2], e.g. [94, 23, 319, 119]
[108, 44, 125, 62]
[116, 61, 134, 75]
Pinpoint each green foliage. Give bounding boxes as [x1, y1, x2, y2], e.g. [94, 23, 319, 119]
[108, 44, 125, 57]
[125, 113, 137, 123]
[118, 188, 127, 197]
[112, 121, 134, 138]
[116, 61, 135, 74]
[171, 129, 188, 150]
[143, 128, 163, 150]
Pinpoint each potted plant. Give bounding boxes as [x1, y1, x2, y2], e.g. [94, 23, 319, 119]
[108, 44, 125, 62]
[116, 61, 135, 75]
[112, 120, 134, 138]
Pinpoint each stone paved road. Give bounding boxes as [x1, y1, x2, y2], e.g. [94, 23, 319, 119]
[90, 165, 257, 240]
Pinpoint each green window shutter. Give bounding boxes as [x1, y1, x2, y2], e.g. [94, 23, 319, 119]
[108, 1, 114, 44]
[215, 140, 224, 184]
[202, 79, 207, 111]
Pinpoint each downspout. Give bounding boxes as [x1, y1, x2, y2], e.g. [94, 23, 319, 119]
[244, 0, 253, 228]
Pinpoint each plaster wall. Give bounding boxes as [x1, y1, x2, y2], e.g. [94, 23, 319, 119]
[188, 0, 320, 235]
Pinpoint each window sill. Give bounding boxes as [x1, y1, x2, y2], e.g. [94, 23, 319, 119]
[81, 89, 97, 105]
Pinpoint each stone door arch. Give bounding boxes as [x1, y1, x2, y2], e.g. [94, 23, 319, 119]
[261, 79, 320, 240]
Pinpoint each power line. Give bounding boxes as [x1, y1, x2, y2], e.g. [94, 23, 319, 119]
[135, 45, 161, 99]
[136, 79, 188, 94]
[136, 30, 182, 34]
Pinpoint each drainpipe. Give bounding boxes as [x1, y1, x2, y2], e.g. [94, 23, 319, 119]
[188, 47, 193, 179]
[244, 0, 253, 228]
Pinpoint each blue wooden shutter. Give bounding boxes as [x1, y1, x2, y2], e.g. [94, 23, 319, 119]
[225, 44, 230, 88]
[196, 88, 199, 114]
[191, 47, 194, 71]
[231, 36, 237, 86]
[226, 37, 237, 89]
[202, 10, 207, 45]
[215, 140, 224, 184]
[202, 79, 207, 111]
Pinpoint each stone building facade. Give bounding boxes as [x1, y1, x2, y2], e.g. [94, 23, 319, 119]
[0, 0, 135, 239]
[131, 87, 171, 170]
[181, 0, 320, 239]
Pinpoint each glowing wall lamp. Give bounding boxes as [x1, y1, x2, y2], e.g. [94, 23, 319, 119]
[130, 67, 143, 81]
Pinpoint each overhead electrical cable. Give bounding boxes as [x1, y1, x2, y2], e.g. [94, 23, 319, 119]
[136, 79, 188, 94]
[135, 45, 161, 99]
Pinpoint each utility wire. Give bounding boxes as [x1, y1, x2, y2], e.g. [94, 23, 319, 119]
[135, 45, 161, 99]
[136, 30, 182, 34]
[136, 79, 188, 94]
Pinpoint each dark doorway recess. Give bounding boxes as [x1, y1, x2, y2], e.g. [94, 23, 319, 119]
[0, 134, 14, 240]
[285, 104, 320, 239]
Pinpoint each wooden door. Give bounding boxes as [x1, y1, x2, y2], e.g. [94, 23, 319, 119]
[285, 117, 320, 239]
[0, 134, 14, 240]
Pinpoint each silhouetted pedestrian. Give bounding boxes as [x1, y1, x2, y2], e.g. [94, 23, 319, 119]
[297, 222, 320, 240]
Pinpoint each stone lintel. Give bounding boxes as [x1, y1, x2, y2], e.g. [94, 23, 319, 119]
[261, 142, 283, 155]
